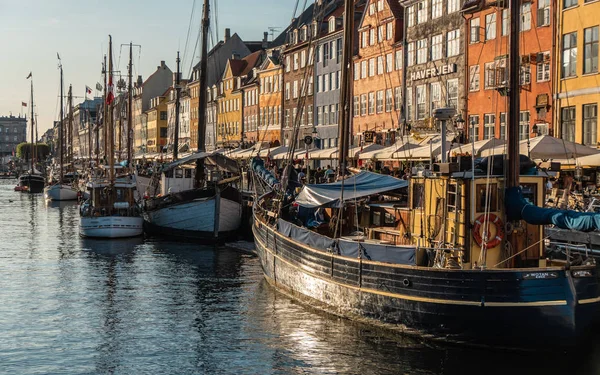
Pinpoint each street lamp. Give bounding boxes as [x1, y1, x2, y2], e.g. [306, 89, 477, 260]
[455, 113, 466, 143]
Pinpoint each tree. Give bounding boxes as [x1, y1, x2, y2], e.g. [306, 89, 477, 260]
[16, 143, 50, 160]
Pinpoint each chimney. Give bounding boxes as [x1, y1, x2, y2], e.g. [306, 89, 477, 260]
[159, 60, 166, 69]
[225, 28, 231, 42]
[262, 32, 269, 48]
[136, 75, 143, 87]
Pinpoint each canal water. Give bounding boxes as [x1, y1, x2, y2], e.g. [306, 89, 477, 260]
[1, 178, 600, 375]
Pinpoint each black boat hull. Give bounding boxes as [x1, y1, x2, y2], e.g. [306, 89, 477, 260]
[18, 174, 45, 194]
[253, 216, 600, 349]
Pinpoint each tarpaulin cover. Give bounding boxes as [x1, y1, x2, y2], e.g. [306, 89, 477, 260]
[295, 171, 408, 208]
[506, 187, 600, 232]
[277, 219, 416, 265]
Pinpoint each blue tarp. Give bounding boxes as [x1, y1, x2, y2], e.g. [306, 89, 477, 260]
[295, 171, 408, 208]
[507, 187, 600, 232]
[277, 219, 416, 265]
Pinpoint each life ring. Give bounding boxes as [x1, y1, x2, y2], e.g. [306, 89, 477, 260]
[473, 213, 505, 249]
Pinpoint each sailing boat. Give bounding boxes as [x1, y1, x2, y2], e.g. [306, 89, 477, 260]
[250, 0, 600, 348]
[79, 35, 143, 238]
[142, 2, 242, 241]
[45, 57, 79, 201]
[17, 72, 45, 194]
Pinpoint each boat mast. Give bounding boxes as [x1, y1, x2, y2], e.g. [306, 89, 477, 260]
[127, 42, 133, 170]
[195, 0, 210, 187]
[174, 51, 181, 161]
[103, 54, 108, 165]
[506, 0, 521, 263]
[29, 76, 34, 172]
[68, 85, 73, 169]
[108, 35, 115, 185]
[58, 57, 64, 183]
[337, 0, 354, 176]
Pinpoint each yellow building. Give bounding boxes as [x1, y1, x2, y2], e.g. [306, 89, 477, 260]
[188, 78, 200, 151]
[256, 53, 283, 146]
[217, 51, 263, 148]
[145, 95, 168, 153]
[555, 0, 600, 147]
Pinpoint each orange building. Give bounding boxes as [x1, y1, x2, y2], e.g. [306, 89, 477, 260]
[256, 52, 284, 146]
[352, 0, 404, 146]
[463, 0, 554, 141]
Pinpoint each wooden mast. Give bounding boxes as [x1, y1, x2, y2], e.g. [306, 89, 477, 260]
[194, 0, 210, 187]
[174, 51, 181, 161]
[103, 54, 108, 164]
[59, 59, 64, 183]
[29, 76, 34, 173]
[127, 42, 133, 169]
[108, 35, 115, 185]
[337, 0, 354, 177]
[68, 85, 73, 170]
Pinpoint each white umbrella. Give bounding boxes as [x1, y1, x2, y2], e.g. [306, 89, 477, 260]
[396, 141, 454, 160]
[480, 135, 599, 160]
[450, 138, 506, 156]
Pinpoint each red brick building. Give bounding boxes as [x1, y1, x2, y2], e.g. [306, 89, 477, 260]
[463, 0, 554, 141]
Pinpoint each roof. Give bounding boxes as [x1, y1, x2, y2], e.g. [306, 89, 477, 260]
[228, 50, 264, 78]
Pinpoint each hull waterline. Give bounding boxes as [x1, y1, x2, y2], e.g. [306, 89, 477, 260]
[80, 216, 143, 238]
[44, 184, 79, 201]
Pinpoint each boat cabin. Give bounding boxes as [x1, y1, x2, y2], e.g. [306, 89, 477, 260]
[82, 181, 139, 218]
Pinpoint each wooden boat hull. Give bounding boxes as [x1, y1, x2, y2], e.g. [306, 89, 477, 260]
[253, 214, 600, 349]
[80, 216, 143, 238]
[18, 174, 45, 194]
[44, 184, 79, 201]
[143, 187, 242, 241]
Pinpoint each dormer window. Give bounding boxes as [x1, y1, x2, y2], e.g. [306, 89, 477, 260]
[328, 17, 336, 33]
[300, 27, 307, 42]
[312, 22, 318, 37]
[377, 0, 384, 11]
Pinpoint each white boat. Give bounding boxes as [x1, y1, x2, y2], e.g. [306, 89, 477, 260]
[142, 152, 242, 241]
[44, 183, 79, 201]
[79, 175, 143, 238]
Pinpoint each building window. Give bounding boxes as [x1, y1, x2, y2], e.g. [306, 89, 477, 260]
[500, 112, 506, 140]
[470, 18, 480, 44]
[308, 105, 313, 126]
[377, 56, 384, 75]
[378, 25, 384, 43]
[386, 22, 393, 40]
[317, 106, 323, 124]
[285, 56, 290, 72]
[520, 63, 531, 85]
[469, 115, 480, 141]
[417, 1, 428, 24]
[386, 89, 393, 112]
[370, 28, 376, 46]
[584, 26, 598, 74]
[386, 53, 393, 73]
[537, 0, 550, 27]
[408, 6, 415, 27]
[430, 82, 441, 111]
[160, 111, 167, 120]
[407, 42, 415, 66]
[368, 92, 375, 115]
[406, 88, 413, 121]
[583, 104, 598, 146]
[564, 0, 577, 9]
[469, 65, 480, 91]
[561, 107, 576, 142]
[432, 0, 442, 19]
[394, 87, 401, 111]
[416, 85, 426, 120]
[377, 0, 384, 11]
[395, 50, 403, 70]
[300, 50, 306, 68]
[360, 94, 367, 116]
[323, 74, 329, 92]
[501, 9, 509, 36]
[447, 29, 460, 57]
[369, 2, 376, 15]
[431, 34, 443, 60]
[519, 111, 530, 140]
[484, 114, 495, 139]
[485, 13, 496, 40]
[353, 97, 359, 117]
[354, 63, 360, 80]
[337, 38, 342, 61]
[521, 3, 531, 31]
[361, 60, 367, 78]
[377, 90, 384, 113]
[362, 31, 368, 49]
[537, 52, 551, 81]
[293, 53, 299, 70]
[447, 79, 458, 108]
[369, 58, 375, 76]
[417, 38, 428, 64]
[448, 0, 459, 13]
[328, 17, 336, 33]
[562, 32, 577, 78]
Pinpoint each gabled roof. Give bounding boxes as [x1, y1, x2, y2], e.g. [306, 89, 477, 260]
[227, 50, 264, 78]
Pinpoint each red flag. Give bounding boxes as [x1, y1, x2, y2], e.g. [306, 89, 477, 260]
[86, 86, 92, 95]
[21, 102, 27, 107]
[106, 78, 114, 105]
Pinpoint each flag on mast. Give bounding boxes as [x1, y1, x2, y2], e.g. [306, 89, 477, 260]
[21, 102, 27, 107]
[26, 72, 32, 79]
[106, 71, 114, 105]
[86, 86, 92, 95]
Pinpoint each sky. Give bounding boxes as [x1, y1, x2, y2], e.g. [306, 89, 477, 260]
[0, 0, 298, 137]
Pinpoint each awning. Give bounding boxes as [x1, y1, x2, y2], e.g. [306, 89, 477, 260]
[450, 138, 506, 156]
[295, 171, 408, 208]
[359, 140, 423, 160]
[481, 135, 600, 160]
[394, 141, 455, 160]
[161, 151, 239, 174]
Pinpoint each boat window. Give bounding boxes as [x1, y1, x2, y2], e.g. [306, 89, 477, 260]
[476, 183, 497, 212]
[185, 169, 192, 178]
[384, 211, 396, 225]
[165, 170, 174, 178]
[521, 183, 537, 205]
[373, 211, 381, 226]
[116, 188, 124, 201]
[175, 169, 183, 178]
[412, 183, 424, 208]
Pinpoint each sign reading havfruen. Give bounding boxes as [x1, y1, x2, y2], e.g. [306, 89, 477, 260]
[410, 64, 457, 81]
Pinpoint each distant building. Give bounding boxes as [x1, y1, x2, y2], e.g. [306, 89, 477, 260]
[145, 94, 169, 153]
[73, 97, 103, 159]
[255, 50, 284, 146]
[0, 115, 27, 156]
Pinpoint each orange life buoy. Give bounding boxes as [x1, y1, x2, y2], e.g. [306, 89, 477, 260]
[473, 213, 505, 249]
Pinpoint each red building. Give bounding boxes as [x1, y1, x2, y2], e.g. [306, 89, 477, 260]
[463, 0, 554, 142]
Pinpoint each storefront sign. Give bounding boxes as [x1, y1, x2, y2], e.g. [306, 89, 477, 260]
[410, 64, 457, 81]
[363, 131, 375, 143]
[536, 93, 549, 108]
